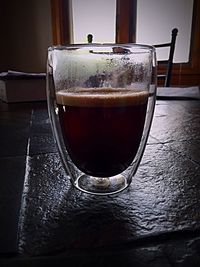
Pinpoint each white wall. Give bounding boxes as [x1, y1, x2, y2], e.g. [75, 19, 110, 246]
[72, 0, 116, 44]
[136, 0, 194, 63]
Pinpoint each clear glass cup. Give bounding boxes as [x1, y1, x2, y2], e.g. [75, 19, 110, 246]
[46, 44, 156, 195]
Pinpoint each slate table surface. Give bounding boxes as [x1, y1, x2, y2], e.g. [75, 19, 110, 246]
[0, 95, 200, 267]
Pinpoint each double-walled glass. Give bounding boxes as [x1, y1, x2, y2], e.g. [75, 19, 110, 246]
[47, 44, 156, 195]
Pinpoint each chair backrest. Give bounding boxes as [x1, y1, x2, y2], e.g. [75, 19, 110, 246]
[154, 28, 178, 87]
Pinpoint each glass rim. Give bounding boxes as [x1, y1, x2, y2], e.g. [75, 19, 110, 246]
[48, 43, 155, 53]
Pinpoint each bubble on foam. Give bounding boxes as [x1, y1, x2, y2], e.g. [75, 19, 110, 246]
[56, 87, 148, 107]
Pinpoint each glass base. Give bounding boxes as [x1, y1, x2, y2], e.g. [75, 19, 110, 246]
[75, 174, 128, 195]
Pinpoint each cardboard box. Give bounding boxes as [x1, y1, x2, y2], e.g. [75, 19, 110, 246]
[0, 71, 46, 103]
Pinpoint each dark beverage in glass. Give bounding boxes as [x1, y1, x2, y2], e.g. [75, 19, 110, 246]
[47, 44, 156, 195]
[56, 87, 148, 177]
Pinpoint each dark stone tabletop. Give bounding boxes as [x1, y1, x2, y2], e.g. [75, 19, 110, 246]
[0, 94, 200, 266]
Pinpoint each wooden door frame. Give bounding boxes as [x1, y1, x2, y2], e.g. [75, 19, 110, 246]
[116, 0, 137, 43]
[51, 0, 200, 86]
[51, 0, 71, 44]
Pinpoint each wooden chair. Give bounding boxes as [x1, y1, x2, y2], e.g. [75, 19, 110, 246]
[154, 28, 178, 87]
